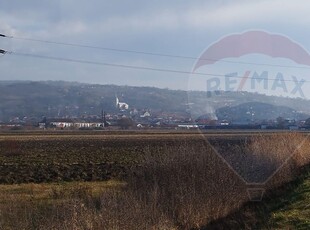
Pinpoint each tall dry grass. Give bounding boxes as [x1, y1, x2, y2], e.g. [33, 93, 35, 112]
[127, 142, 247, 229]
[1, 133, 310, 229]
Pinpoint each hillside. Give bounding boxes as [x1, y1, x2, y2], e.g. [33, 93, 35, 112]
[216, 102, 308, 122]
[0, 81, 310, 122]
[0, 81, 188, 122]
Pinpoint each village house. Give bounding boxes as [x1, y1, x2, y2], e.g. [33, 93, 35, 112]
[49, 119, 74, 128]
[43, 118, 104, 129]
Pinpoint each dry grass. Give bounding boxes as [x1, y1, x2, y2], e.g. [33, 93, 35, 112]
[0, 133, 310, 229]
[127, 142, 248, 229]
[245, 133, 310, 187]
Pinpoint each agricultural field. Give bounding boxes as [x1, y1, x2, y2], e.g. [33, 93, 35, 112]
[0, 131, 211, 184]
[0, 130, 310, 229]
[0, 130, 261, 184]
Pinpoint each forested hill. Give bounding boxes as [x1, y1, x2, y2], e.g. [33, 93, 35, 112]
[0, 81, 187, 121]
[0, 81, 309, 122]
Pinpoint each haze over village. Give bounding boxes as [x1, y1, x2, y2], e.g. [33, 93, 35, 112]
[0, 81, 310, 131]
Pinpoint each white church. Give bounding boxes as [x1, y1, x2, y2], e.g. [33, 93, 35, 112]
[116, 96, 129, 110]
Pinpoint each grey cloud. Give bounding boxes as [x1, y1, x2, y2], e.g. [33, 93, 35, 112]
[1, 0, 310, 90]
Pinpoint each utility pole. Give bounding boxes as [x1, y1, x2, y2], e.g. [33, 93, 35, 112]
[101, 109, 106, 128]
[104, 111, 107, 126]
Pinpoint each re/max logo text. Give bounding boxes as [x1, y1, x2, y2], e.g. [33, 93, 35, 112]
[206, 71, 306, 98]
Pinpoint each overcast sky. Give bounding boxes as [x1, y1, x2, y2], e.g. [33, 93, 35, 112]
[1, 0, 310, 91]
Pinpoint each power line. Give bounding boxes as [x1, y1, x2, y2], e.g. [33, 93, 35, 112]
[9, 51, 222, 77]
[1, 33, 310, 70]
[2, 50, 309, 83]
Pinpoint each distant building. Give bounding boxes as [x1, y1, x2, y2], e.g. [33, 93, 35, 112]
[49, 119, 74, 128]
[74, 119, 103, 128]
[288, 125, 299, 130]
[140, 111, 151, 118]
[220, 121, 229, 126]
[38, 122, 46, 129]
[116, 96, 129, 110]
[46, 118, 104, 129]
[177, 124, 199, 129]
